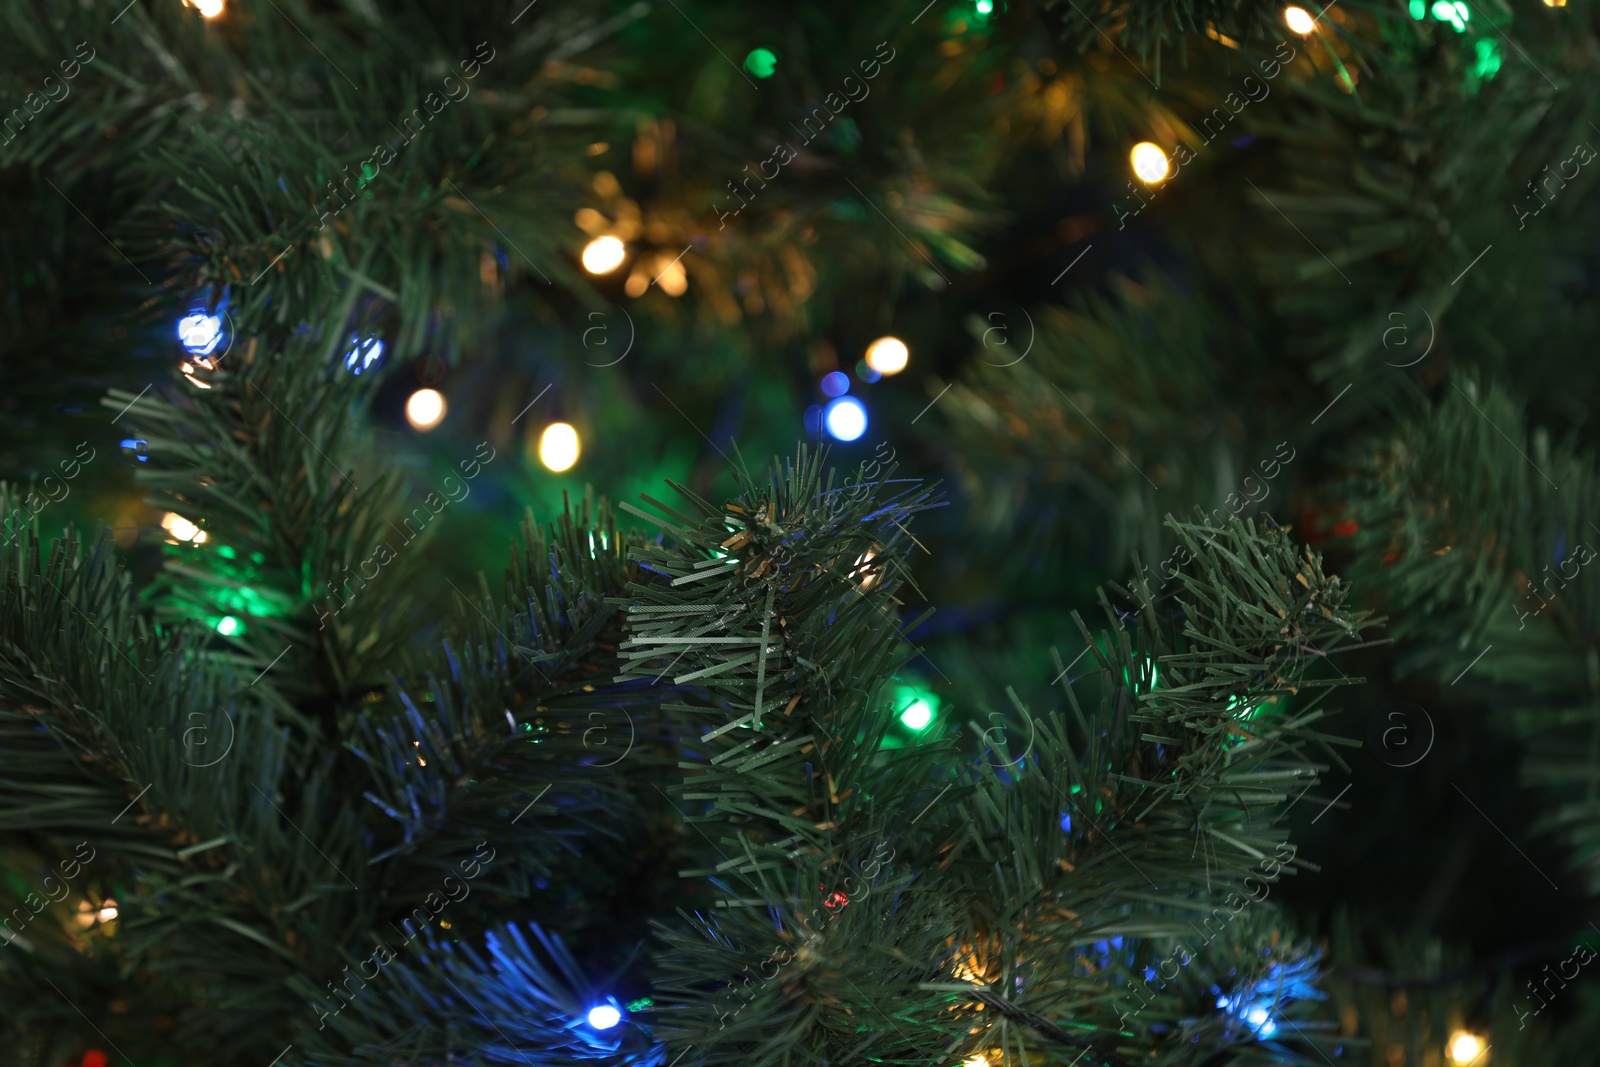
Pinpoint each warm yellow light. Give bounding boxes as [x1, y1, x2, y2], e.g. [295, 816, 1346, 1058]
[962, 1056, 990, 1067]
[581, 235, 626, 274]
[855, 550, 878, 590]
[1447, 1031, 1486, 1065]
[77, 899, 118, 926]
[539, 422, 581, 472]
[405, 388, 447, 431]
[1543, 0, 1567, 6]
[866, 336, 910, 376]
[657, 258, 688, 297]
[161, 513, 207, 544]
[188, 0, 225, 16]
[1130, 142, 1171, 184]
[1284, 5, 1316, 33]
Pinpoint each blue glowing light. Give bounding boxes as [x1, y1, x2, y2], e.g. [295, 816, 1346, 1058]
[820, 371, 851, 397]
[345, 337, 384, 375]
[823, 396, 868, 441]
[587, 1005, 622, 1030]
[177, 312, 224, 356]
[1059, 813, 1072, 833]
[855, 358, 882, 383]
[120, 439, 148, 463]
[1215, 956, 1322, 1042]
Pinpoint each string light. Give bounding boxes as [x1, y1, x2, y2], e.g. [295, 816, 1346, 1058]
[743, 48, 778, 78]
[821, 372, 851, 397]
[865, 336, 909, 375]
[539, 422, 581, 472]
[1447, 1032, 1486, 1065]
[962, 1056, 991, 1067]
[823, 396, 868, 441]
[854, 550, 876, 589]
[657, 257, 688, 297]
[1543, 0, 1567, 6]
[581, 235, 626, 274]
[586, 1004, 622, 1029]
[1131, 142, 1171, 184]
[345, 337, 383, 375]
[161, 513, 207, 544]
[177, 311, 223, 356]
[1283, 6, 1316, 34]
[1430, 0, 1469, 29]
[894, 684, 939, 731]
[216, 616, 241, 636]
[405, 388, 447, 431]
[185, 0, 225, 15]
[76, 899, 118, 926]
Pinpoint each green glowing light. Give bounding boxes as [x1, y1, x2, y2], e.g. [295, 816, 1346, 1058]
[1408, 0, 1425, 17]
[893, 684, 940, 732]
[626, 997, 654, 1012]
[1471, 39, 1502, 80]
[217, 545, 236, 559]
[216, 615, 241, 636]
[1430, 0, 1467, 30]
[975, 0, 994, 13]
[743, 48, 778, 78]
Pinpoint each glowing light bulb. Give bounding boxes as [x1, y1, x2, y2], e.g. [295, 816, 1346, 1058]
[853, 549, 883, 590]
[821, 371, 851, 397]
[1543, 0, 1568, 6]
[1283, 5, 1316, 34]
[975, 0, 994, 13]
[345, 337, 383, 375]
[78, 899, 118, 926]
[823, 396, 867, 441]
[177, 312, 223, 356]
[657, 257, 688, 297]
[216, 616, 241, 636]
[539, 422, 581, 472]
[865, 336, 910, 375]
[895, 685, 939, 731]
[161, 513, 207, 544]
[189, 0, 225, 15]
[1448, 1032, 1486, 1065]
[405, 388, 446, 431]
[587, 1005, 622, 1029]
[1131, 142, 1171, 184]
[581, 235, 626, 274]
[743, 48, 778, 78]
[963, 1056, 991, 1067]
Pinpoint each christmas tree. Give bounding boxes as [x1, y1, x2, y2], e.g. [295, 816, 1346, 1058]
[1, 0, 1596, 1065]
